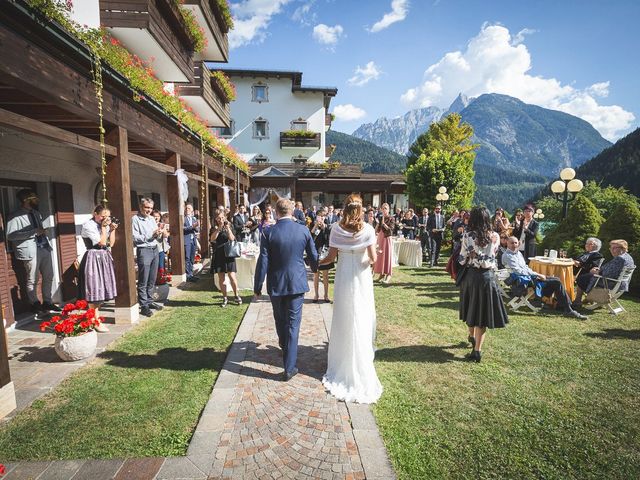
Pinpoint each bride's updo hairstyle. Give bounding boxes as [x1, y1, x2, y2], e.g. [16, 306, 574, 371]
[339, 194, 364, 233]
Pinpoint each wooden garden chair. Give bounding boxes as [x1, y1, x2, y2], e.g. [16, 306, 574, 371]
[583, 265, 636, 315]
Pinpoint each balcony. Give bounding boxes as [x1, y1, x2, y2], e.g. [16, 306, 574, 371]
[176, 62, 230, 127]
[325, 113, 333, 132]
[99, 0, 195, 82]
[280, 132, 321, 149]
[181, 0, 230, 62]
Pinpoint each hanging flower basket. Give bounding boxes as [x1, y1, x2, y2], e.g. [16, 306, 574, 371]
[40, 300, 103, 362]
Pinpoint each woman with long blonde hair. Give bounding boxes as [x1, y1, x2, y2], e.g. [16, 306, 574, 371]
[319, 194, 383, 403]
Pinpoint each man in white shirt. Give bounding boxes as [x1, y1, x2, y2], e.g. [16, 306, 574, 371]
[502, 237, 586, 319]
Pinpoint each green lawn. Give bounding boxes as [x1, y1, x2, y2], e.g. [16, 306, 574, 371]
[0, 275, 247, 461]
[372, 267, 640, 480]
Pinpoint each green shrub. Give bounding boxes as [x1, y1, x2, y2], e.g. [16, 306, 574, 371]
[541, 195, 604, 256]
[599, 199, 640, 261]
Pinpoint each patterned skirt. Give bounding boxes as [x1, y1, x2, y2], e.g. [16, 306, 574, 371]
[459, 267, 509, 329]
[78, 249, 117, 303]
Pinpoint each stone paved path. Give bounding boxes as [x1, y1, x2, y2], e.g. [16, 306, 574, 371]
[1, 287, 396, 479]
[208, 297, 370, 479]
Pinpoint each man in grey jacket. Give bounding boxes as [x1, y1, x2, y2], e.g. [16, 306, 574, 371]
[6, 189, 61, 314]
[132, 197, 164, 317]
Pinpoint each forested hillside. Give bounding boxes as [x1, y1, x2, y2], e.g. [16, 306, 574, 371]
[326, 130, 407, 173]
[576, 128, 640, 196]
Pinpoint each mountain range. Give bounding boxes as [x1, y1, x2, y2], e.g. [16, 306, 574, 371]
[334, 93, 613, 210]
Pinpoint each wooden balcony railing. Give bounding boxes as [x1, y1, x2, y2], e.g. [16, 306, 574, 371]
[176, 62, 230, 127]
[280, 132, 321, 149]
[182, 0, 229, 62]
[99, 0, 195, 82]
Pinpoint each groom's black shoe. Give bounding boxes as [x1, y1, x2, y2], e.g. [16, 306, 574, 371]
[283, 367, 298, 382]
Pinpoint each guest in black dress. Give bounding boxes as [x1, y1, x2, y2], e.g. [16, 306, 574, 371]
[457, 207, 509, 362]
[210, 212, 240, 307]
[310, 211, 333, 303]
[401, 211, 416, 239]
[78, 205, 118, 333]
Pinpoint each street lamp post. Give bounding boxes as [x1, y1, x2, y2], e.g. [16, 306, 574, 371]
[550, 168, 583, 219]
[435, 186, 449, 210]
[533, 208, 544, 221]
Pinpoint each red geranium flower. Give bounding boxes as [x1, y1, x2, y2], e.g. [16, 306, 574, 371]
[0, 463, 6, 475]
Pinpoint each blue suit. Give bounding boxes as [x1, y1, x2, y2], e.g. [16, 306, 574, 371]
[254, 218, 318, 375]
[183, 215, 199, 277]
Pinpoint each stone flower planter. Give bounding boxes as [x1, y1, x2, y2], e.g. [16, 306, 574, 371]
[54, 330, 98, 361]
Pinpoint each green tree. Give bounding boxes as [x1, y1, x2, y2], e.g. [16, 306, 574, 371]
[406, 149, 475, 211]
[406, 113, 477, 168]
[541, 195, 604, 257]
[598, 199, 640, 260]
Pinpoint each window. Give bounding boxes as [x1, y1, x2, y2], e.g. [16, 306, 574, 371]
[252, 83, 268, 102]
[291, 118, 308, 131]
[292, 155, 307, 164]
[253, 118, 269, 139]
[212, 119, 234, 138]
[254, 154, 269, 164]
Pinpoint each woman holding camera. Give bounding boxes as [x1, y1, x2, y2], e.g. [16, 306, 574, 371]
[78, 205, 118, 332]
[210, 212, 240, 307]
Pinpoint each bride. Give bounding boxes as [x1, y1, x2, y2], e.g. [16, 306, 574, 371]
[319, 194, 383, 404]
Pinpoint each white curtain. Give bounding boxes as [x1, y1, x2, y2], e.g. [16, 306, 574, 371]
[222, 186, 231, 208]
[249, 187, 291, 210]
[174, 169, 189, 203]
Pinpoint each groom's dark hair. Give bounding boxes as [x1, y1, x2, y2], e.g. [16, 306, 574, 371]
[275, 198, 293, 217]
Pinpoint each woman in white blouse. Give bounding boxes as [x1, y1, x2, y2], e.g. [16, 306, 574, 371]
[457, 207, 509, 362]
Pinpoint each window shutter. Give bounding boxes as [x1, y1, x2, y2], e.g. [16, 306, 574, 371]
[53, 182, 78, 301]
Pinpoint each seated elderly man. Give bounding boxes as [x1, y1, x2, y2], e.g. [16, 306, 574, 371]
[573, 239, 635, 307]
[573, 237, 604, 287]
[502, 237, 587, 320]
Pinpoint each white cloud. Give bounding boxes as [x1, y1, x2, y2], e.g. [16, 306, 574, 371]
[291, 0, 316, 25]
[368, 0, 409, 33]
[511, 27, 537, 46]
[312, 24, 344, 46]
[347, 61, 383, 87]
[400, 24, 635, 140]
[332, 104, 367, 122]
[228, 0, 292, 49]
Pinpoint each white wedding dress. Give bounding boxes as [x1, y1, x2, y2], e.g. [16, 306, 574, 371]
[322, 223, 383, 404]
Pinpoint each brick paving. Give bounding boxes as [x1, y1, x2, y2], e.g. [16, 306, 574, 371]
[207, 297, 368, 480]
[1, 284, 396, 479]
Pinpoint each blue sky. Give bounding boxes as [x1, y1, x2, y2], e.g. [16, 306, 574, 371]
[225, 0, 639, 141]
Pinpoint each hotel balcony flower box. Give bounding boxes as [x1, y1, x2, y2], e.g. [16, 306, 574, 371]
[181, 0, 230, 62]
[280, 131, 321, 149]
[99, 0, 196, 82]
[176, 62, 230, 127]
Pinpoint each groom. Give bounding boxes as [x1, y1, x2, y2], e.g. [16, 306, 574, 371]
[254, 199, 318, 381]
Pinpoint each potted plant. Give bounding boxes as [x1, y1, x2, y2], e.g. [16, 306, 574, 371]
[40, 300, 102, 362]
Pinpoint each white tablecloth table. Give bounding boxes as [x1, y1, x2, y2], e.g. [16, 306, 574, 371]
[213, 255, 258, 291]
[390, 238, 422, 268]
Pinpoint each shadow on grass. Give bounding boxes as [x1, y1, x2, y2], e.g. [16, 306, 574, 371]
[375, 344, 464, 364]
[165, 299, 214, 308]
[585, 328, 640, 340]
[99, 347, 226, 371]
